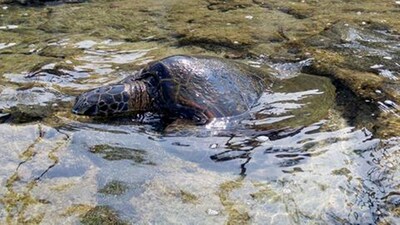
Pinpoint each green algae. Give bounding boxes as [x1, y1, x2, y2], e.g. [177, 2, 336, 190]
[99, 180, 128, 196]
[331, 168, 353, 182]
[179, 190, 199, 204]
[250, 182, 281, 202]
[218, 178, 251, 225]
[62, 204, 93, 217]
[89, 144, 155, 165]
[80, 205, 128, 225]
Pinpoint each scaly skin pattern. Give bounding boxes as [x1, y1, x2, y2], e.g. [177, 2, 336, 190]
[72, 81, 150, 116]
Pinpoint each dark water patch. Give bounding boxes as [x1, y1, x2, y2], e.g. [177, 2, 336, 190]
[275, 6, 311, 19]
[332, 79, 379, 132]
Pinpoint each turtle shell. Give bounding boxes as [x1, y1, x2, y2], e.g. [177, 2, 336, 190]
[140, 55, 268, 123]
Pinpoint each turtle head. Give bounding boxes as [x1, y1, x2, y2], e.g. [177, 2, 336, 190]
[72, 84, 130, 116]
[72, 82, 151, 116]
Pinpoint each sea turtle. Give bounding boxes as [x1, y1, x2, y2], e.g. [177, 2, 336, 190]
[72, 55, 271, 124]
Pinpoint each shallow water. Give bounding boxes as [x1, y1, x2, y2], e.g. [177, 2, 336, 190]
[1, 0, 400, 224]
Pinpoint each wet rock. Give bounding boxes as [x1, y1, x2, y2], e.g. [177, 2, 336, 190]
[0, 86, 67, 122]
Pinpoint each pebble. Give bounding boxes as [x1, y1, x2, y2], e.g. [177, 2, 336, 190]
[206, 209, 219, 216]
[384, 100, 396, 107]
[245, 15, 253, 20]
[256, 136, 270, 142]
[375, 90, 382, 94]
[209, 143, 218, 149]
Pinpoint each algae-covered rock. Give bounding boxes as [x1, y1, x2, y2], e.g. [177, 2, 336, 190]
[81, 205, 127, 225]
[300, 22, 400, 137]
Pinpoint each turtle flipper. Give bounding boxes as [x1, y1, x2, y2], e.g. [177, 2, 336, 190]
[172, 105, 210, 125]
